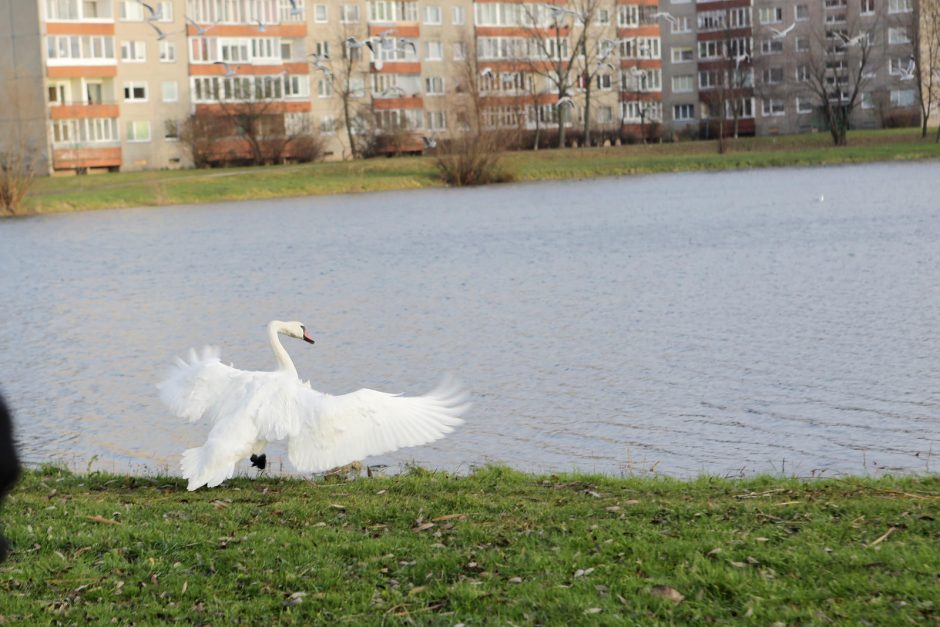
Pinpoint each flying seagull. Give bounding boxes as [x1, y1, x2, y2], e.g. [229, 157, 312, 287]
[186, 16, 216, 37]
[213, 61, 239, 77]
[148, 22, 167, 40]
[480, 67, 494, 78]
[379, 85, 407, 97]
[837, 31, 867, 48]
[137, 0, 162, 21]
[898, 58, 916, 81]
[770, 23, 795, 39]
[651, 11, 677, 26]
[288, 0, 302, 16]
[557, 95, 575, 107]
[422, 136, 437, 149]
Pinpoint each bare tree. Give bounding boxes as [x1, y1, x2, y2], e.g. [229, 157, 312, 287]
[906, 0, 940, 138]
[177, 110, 228, 168]
[793, 13, 881, 146]
[319, 22, 372, 158]
[573, 0, 616, 146]
[521, 1, 595, 147]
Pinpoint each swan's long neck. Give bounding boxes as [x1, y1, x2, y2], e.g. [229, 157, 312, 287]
[267, 323, 297, 375]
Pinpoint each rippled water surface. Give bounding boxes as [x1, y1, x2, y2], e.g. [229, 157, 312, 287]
[2, 162, 939, 477]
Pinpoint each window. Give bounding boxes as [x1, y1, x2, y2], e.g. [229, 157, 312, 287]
[671, 16, 691, 33]
[762, 67, 784, 84]
[320, 116, 336, 133]
[861, 92, 874, 109]
[795, 4, 809, 20]
[889, 0, 912, 12]
[425, 76, 444, 94]
[425, 41, 442, 60]
[318, 79, 332, 97]
[699, 40, 721, 60]
[453, 42, 466, 60]
[123, 81, 148, 102]
[671, 47, 694, 63]
[796, 97, 813, 113]
[891, 89, 915, 106]
[760, 38, 784, 55]
[795, 36, 810, 52]
[762, 97, 785, 115]
[888, 28, 911, 45]
[126, 120, 151, 142]
[348, 77, 365, 97]
[671, 75, 694, 93]
[597, 9, 609, 25]
[673, 103, 694, 120]
[281, 41, 293, 60]
[156, 1, 173, 21]
[46, 0, 79, 20]
[425, 5, 441, 24]
[159, 41, 175, 62]
[597, 74, 612, 90]
[596, 106, 612, 123]
[451, 6, 464, 24]
[314, 4, 327, 22]
[121, 40, 146, 62]
[860, 0, 875, 15]
[341, 4, 359, 22]
[119, 0, 143, 20]
[164, 119, 179, 141]
[759, 6, 783, 24]
[427, 110, 446, 130]
[161, 81, 178, 102]
[315, 41, 330, 57]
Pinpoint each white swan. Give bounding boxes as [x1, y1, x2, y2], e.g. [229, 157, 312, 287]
[158, 321, 469, 491]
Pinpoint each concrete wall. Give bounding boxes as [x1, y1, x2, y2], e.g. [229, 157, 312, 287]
[0, 1, 49, 170]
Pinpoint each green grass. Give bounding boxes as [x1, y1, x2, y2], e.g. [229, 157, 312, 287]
[1, 466, 937, 623]
[21, 127, 940, 215]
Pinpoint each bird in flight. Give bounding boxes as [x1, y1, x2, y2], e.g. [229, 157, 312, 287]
[213, 61, 239, 76]
[186, 16, 216, 37]
[651, 11, 677, 26]
[770, 23, 795, 39]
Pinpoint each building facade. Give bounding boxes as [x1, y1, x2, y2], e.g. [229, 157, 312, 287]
[0, 0, 925, 174]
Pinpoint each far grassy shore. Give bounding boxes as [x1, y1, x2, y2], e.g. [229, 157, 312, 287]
[1, 466, 937, 623]
[21, 127, 940, 215]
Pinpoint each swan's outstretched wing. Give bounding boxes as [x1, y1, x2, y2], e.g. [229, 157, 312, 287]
[159, 347, 300, 490]
[157, 347, 246, 424]
[287, 378, 469, 473]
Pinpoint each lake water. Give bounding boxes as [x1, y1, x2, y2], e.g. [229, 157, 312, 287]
[1, 162, 938, 478]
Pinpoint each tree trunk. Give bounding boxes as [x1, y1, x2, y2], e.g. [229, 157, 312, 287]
[583, 83, 592, 147]
[558, 104, 566, 148]
[343, 96, 358, 159]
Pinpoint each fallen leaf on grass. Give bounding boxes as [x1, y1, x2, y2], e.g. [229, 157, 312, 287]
[508, 577, 523, 584]
[706, 547, 722, 557]
[414, 522, 435, 532]
[605, 506, 621, 513]
[623, 499, 640, 506]
[329, 503, 346, 511]
[284, 591, 307, 606]
[574, 568, 594, 578]
[211, 500, 230, 510]
[431, 513, 466, 522]
[86, 515, 120, 526]
[650, 585, 684, 603]
[585, 608, 602, 614]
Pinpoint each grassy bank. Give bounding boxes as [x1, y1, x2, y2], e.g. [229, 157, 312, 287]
[1, 466, 937, 623]
[22, 128, 940, 215]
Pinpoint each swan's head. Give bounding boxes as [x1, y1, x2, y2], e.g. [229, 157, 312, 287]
[271, 320, 315, 344]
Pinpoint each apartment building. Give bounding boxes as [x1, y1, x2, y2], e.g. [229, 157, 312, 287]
[658, 0, 921, 138]
[0, 0, 925, 174]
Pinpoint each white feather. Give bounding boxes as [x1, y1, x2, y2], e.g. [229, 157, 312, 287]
[157, 321, 469, 491]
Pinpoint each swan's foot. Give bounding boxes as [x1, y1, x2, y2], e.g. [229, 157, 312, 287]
[249, 454, 267, 470]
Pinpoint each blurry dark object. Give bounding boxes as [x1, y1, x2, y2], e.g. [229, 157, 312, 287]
[0, 392, 21, 562]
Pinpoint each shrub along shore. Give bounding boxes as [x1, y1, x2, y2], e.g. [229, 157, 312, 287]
[21, 128, 940, 215]
[0, 465, 937, 623]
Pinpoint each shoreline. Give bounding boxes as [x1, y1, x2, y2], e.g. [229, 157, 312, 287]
[14, 128, 940, 216]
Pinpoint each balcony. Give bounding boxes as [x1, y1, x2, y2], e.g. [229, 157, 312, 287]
[49, 102, 119, 120]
